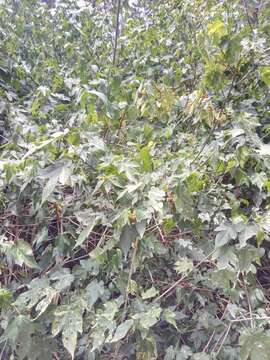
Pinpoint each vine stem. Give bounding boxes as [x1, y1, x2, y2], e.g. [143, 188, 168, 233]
[123, 236, 139, 312]
[113, 236, 139, 358]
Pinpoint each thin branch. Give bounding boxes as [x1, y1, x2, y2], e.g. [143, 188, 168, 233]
[243, 278, 254, 328]
[0, 340, 7, 360]
[242, 0, 254, 33]
[202, 330, 216, 354]
[112, 0, 121, 66]
[230, 316, 270, 323]
[153, 249, 217, 303]
[154, 217, 166, 244]
[213, 323, 231, 359]
[113, 236, 139, 358]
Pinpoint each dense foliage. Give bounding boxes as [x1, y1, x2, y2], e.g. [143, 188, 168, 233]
[0, 0, 270, 358]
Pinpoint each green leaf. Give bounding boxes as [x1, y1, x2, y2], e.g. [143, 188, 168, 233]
[10, 240, 39, 269]
[212, 269, 237, 290]
[41, 161, 73, 204]
[215, 224, 238, 248]
[162, 309, 178, 330]
[174, 185, 194, 220]
[136, 220, 147, 239]
[238, 245, 260, 273]
[42, 175, 59, 204]
[240, 330, 270, 360]
[110, 319, 134, 343]
[133, 306, 162, 330]
[52, 301, 85, 359]
[207, 20, 227, 39]
[75, 218, 97, 248]
[204, 63, 225, 91]
[22, 129, 69, 160]
[119, 224, 138, 257]
[258, 144, 270, 156]
[49, 269, 74, 291]
[186, 172, 204, 193]
[0, 315, 35, 359]
[239, 225, 258, 248]
[148, 187, 165, 213]
[89, 90, 108, 104]
[0, 288, 12, 309]
[85, 280, 104, 309]
[14, 279, 57, 318]
[34, 288, 58, 318]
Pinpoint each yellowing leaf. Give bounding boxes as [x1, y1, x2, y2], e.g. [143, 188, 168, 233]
[174, 257, 193, 274]
[260, 66, 270, 86]
[207, 20, 227, 39]
[140, 146, 153, 172]
[141, 287, 159, 300]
